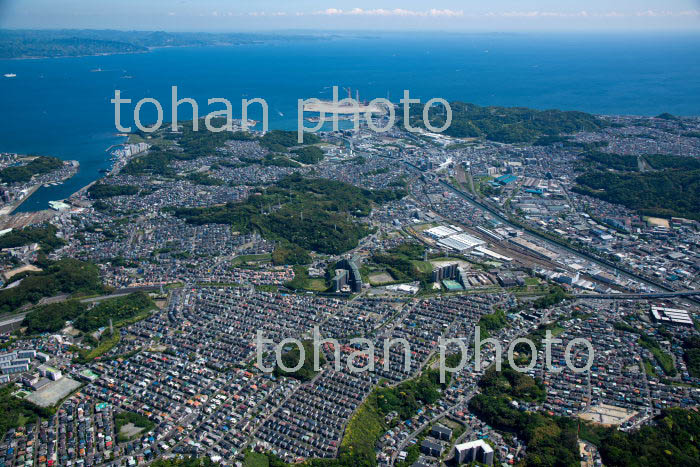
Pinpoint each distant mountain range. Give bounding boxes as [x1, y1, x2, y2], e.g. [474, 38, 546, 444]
[0, 29, 329, 59]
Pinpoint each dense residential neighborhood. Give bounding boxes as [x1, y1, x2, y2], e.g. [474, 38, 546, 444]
[0, 108, 698, 467]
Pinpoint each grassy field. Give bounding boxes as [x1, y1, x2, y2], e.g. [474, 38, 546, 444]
[429, 256, 455, 262]
[232, 253, 272, 267]
[17, 413, 30, 427]
[115, 411, 155, 443]
[412, 222, 439, 232]
[428, 256, 470, 266]
[639, 337, 677, 376]
[116, 310, 153, 328]
[340, 392, 386, 463]
[550, 325, 566, 337]
[643, 359, 658, 378]
[127, 132, 175, 148]
[243, 450, 271, 467]
[474, 175, 495, 196]
[411, 260, 433, 274]
[369, 271, 395, 285]
[649, 347, 676, 376]
[513, 285, 550, 296]
[81, 333, 120, 361]
[524, 277, 540, 286]
[306, 278, 328, 291]
[285, 267, 330, 292]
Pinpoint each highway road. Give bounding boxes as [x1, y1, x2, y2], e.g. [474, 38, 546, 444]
[0, 285, 162, 332]
[573, 290, 700, 300]
[0, 311, 28, 333]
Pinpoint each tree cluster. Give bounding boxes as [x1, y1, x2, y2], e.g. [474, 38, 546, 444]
[0, 156, 63, 184]
[87, 184, 139, 199]
[0, 258, 106, 314]
[0, 223, 65, 252]
[172, 176, 403, 255]
[406, 102, 605, 143]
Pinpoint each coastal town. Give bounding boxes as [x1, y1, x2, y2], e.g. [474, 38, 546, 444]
[0, 105, 698, 467]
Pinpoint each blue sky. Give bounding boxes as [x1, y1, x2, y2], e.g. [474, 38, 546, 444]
[1, 0, 699, 31]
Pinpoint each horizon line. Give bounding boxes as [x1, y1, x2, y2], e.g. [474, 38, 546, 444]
[2, 27, 700, 34]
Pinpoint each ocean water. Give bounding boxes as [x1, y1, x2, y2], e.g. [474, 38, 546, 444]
[0, 32, 699, 212]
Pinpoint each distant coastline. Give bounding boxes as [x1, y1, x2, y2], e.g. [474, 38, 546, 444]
[4, 49, 150, 61]
[0, 29, 330, 60]
[3, 33, 700, 210]
[2, 44, 271, 61]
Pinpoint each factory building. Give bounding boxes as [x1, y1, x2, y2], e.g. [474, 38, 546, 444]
[509, 237, 559, 261]
[437, 233, 485, 253]
[425, 225, 462, 239]
[650, 305, 694, 327]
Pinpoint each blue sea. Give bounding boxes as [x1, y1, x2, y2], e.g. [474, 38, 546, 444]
[0, 32, 699, 211]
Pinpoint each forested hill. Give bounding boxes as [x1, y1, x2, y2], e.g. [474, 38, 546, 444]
[0, 30, 327, 59]
[409, 101, 606, 143]
[0, 36, 145, 59]
[573, 152, 700, 220]
[0, 156, 63, 184]
[172, 175, 405, 255]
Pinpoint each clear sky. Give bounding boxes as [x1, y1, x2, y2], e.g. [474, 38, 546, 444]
[1, 0, 699, 32]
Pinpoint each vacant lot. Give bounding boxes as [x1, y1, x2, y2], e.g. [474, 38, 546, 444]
[579, 404, 637, 426]
[430, 258, 470, 269]
[119, 422, 145, 438]
[369, 272, 394, 285]
[26, 377, 81, 407]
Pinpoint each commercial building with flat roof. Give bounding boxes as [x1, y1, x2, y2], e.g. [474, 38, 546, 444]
[442, 280, 464, 292]
[495, 174, 517, 185]
[425, 225, 461, 239]
[650, 305, 694, 326]
[437, 233, 485, 253]
[509, 237, 559, 261]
